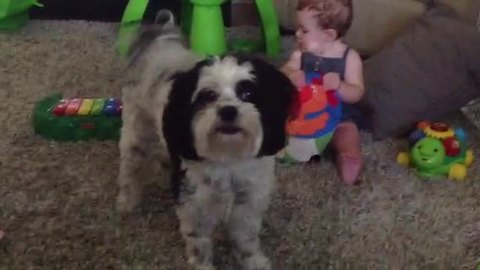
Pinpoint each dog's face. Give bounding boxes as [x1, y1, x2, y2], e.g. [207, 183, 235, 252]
[163, 55, 297, 164]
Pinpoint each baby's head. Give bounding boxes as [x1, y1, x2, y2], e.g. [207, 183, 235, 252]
[296, 0, 353, 52]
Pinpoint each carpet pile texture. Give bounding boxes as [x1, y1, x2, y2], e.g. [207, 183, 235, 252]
[1, 21, 479, 269]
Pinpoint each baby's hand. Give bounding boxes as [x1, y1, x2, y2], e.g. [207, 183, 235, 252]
[289, 69, 306, 89]
[323, 72, 341, 90]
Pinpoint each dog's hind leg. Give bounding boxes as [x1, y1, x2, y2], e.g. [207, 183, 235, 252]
[116, 105, 158, 212]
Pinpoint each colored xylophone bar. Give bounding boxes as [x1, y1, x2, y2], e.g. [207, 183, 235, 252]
[51, 98, 122, 117]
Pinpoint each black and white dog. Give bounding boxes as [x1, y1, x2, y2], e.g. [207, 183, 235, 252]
[116, 10, 297, 270]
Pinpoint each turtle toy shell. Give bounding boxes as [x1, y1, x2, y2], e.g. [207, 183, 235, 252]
[397, 121, 474, 180]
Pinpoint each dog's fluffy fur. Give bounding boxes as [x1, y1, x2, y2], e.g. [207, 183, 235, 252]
[116, 10, 297, 270]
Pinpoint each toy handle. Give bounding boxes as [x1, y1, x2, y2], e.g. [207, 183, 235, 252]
[305, 71, 323, 85]
[298, 71, 325, 104]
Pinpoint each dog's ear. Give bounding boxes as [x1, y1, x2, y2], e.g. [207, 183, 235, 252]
[246, 57, 298, 157]
[163, 60, 211, 161]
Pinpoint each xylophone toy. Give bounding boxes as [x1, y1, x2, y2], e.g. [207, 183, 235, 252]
[33, 93, 122, 141]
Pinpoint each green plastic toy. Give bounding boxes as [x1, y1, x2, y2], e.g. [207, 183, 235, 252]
[116, 0, 149, 57]
[0, 0, 42, 31]
[396, 121, 474, 180]
[117, 0, 281, 57]
[33, 93, 122, 141]
[188, 0, 228, 56]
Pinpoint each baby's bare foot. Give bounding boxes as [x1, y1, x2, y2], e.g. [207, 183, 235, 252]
[337, 154, 362, 185]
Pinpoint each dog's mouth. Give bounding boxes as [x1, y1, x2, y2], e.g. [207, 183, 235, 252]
[215, 125, 242, 135]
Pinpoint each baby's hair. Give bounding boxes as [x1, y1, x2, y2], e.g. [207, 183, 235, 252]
[297, 0, 353, 38]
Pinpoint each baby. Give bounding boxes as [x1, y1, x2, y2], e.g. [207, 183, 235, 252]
[281, 0, 365, 184]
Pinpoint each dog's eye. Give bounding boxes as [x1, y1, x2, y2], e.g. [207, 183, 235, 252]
[238, 88, 252, 101]
[236, 81, 255, 102]
[196, 89, 218, 104]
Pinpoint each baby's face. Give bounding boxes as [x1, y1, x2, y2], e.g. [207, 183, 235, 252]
[296, 9, 332, 54]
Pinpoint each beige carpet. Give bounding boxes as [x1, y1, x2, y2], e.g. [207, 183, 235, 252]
[1, 20, 480, 269]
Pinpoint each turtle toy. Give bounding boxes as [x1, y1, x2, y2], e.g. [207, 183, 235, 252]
[396, 121, 474, 180]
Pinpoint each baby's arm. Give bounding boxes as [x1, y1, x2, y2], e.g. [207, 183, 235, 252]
[281, 49, 305, 88]
[338, 49, 365, 103]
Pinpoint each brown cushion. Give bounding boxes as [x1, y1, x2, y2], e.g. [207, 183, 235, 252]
[360, 5, 480, 140]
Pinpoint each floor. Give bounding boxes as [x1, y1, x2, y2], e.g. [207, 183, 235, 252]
[0, 19, 479, 269]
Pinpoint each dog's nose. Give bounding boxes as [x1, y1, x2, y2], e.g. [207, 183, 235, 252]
[218, 106, 238, 122]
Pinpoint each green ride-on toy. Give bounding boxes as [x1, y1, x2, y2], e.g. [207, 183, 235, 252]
[0, 0, 42, 31]
[396, 121, 474, 181]
[116, 0, 281, 58]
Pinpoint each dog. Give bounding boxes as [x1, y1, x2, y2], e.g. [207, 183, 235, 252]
[116, 10, 297, 270]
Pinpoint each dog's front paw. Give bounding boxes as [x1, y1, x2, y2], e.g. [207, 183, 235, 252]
[187, 257, 216, 270]
[241, 254, 271, 270]
[193, 265, 216, 270]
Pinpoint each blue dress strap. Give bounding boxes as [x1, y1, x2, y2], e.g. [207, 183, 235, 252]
[343, 47, 350, 60]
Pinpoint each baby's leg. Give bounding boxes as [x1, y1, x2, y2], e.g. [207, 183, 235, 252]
[332, 121, 362, 185]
